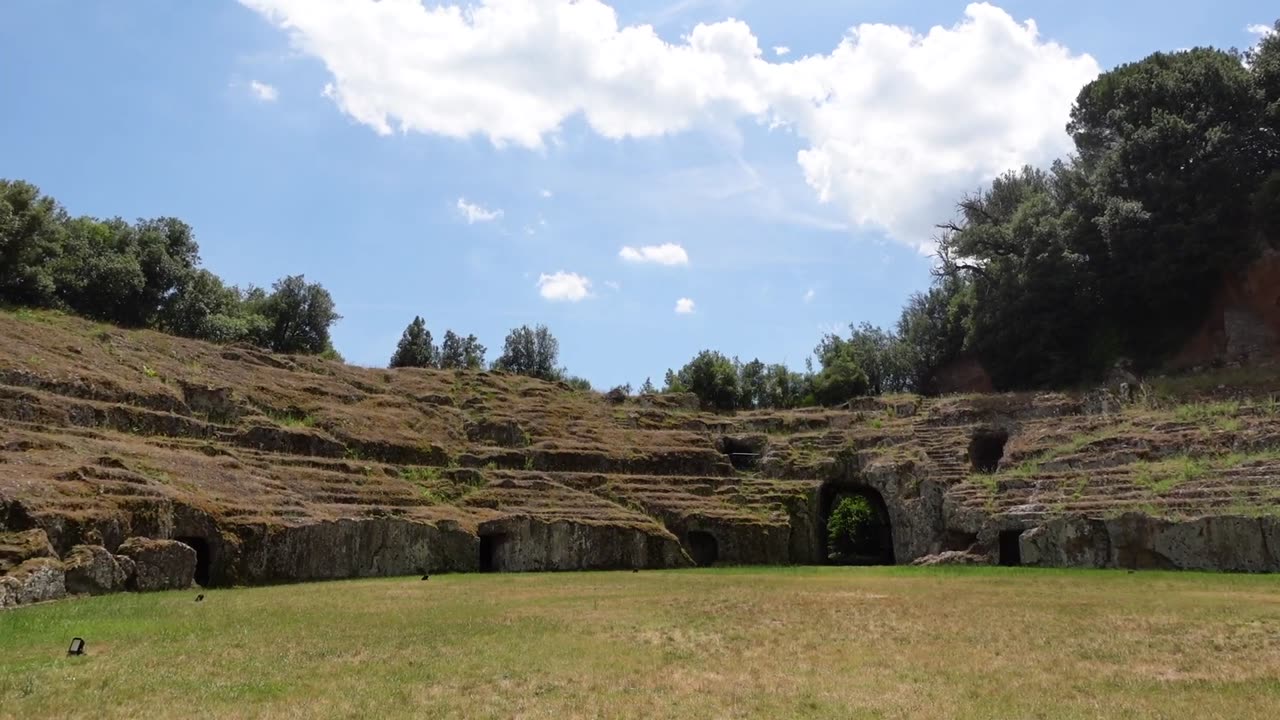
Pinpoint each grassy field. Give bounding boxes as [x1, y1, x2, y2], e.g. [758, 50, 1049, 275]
[2, 567, 1279, 719]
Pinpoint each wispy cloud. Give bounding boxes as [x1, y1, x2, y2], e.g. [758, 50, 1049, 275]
[540, 189, 553, 198]
[773, 46, 790, 57]
[249, 80, 278, 102]
[803, 288, 815, 303]
[456, 197, 503, 224]
[1247, 23, 1276, 38]
[619, 243, 690, 266]
[537, 271, 592, 302]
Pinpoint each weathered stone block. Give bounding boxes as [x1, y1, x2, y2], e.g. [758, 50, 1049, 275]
[63, 544, 129, 595]
[116, 537, 196, 591]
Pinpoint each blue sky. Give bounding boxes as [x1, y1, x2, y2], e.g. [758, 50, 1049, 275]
[1, 1, 1274, 389]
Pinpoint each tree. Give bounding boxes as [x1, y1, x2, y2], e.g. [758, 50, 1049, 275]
[674, 350, 739, 410]
[438, 330, 466, 369]
[761, 363, 807, 409]
[157, 268, 261, 343]
[896, 279, 970, 394]
[458, 334, 487, 370]
[826, 495, 877, 563]
[128, 217, 200, 327]
[735, 359, 767, 409]
[493, 324, 559, 380]
[54, 217, 146, 322]
[0, 180, 66, 306]
[1066, 48, 1269, 364]
[254, 275, 341, 355]
[389, 316, 436, 368]
[662, 369, 687, 394]
[811, 339, 869, 406]
[639, 377, 656, 395]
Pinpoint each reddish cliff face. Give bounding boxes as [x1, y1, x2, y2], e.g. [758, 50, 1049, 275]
[1171, 249, 1280, 370]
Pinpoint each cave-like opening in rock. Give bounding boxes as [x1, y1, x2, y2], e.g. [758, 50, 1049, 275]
[719, 436, 761, 471]
[478, 533, 506, 572]
[175, 536, 212, 587]
[998, 530, 1023, 567]
[969, 428, 1009, 473]
[687, 531, 719, 567]
[819, 484, 895, 565]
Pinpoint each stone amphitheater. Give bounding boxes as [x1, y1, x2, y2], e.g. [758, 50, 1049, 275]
[2, 310, 1279, 605]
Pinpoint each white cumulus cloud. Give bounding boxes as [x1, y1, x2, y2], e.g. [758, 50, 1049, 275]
[675, 297, 695, 314]
[619, 242, 690, 266]
[457, 197, 503, 224]
[773, 45, 790, 56]
[249, 80, 279, 101]
[1248, 23, 1275, 38]
[537, 271, 592, 301]
[241, 0, 1100, 249]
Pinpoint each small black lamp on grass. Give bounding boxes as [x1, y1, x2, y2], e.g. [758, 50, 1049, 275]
[67, 638, 86, 657]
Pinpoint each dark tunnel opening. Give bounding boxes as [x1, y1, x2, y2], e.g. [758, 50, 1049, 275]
[998, 530, 1023, 567]
[175, 536, 212, 587]
[478, 533, 507, 572]
[969, 428, 1009, 473]
[687, 531, 719, 567]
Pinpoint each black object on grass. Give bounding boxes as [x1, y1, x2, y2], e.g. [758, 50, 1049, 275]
[195, 594, 205, 602]
[67, 638, 85, 656]
[421, 573, 430, 581]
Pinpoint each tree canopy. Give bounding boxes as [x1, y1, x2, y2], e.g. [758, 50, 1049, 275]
[0, 180, 342, 357]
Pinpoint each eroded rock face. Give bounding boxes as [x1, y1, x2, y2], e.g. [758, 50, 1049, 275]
[2, 557, 66, 605]
[63, 544, 129, 595]
[231, 518, 476, 583]
[663, 517, 791, 566]
[0, 528, 57, 574]
[466, 418, 528, 447]
[116, 537, 196, 591]
[178, 381, 243, 423]
[477, 517, 689, 571]
[0, 576, 16, 607]
[1017, 514, 1280, 572]
[1020, 517, 1111, 569]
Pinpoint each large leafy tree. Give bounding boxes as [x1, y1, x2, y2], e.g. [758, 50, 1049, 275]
[811, 341, 869, 406]
[389, 316, 436, 368]
[253, 275, 341, 355]
[493, 324, 559, 380]
[673, 350, 740, 411]
[1067, 48, 1270, 362]
[0, 180, 66, 306]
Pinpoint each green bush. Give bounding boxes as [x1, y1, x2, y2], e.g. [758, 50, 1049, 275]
[826, 495, 876, 561]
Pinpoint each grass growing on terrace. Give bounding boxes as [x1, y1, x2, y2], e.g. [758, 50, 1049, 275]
[3, 567, 1280, 719]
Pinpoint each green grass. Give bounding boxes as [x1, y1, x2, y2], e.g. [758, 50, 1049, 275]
[1133, 455, 1212, 494]
[2, 568, 1278, 719]
[271, 413, 317, 429]
[1172, 401, 1241, 424]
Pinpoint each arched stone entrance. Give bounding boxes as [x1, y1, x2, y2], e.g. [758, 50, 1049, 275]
[687, 531, 719, 567]
[817, 483, 895, 565]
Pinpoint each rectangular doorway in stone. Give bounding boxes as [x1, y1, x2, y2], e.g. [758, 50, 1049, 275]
[998, 530, 1023, 567]
[478, 533, 507, 572]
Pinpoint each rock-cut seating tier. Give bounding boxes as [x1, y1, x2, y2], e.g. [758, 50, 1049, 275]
[1, 308, 1279, 604]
